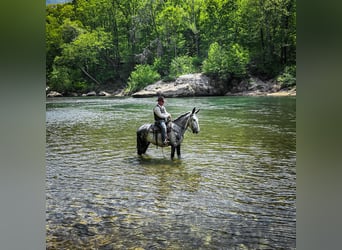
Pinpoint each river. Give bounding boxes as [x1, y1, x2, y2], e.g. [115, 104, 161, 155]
[46, 96, 296, 249]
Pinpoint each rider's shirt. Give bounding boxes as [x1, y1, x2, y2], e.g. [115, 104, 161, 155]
[154, 104, 170, 121]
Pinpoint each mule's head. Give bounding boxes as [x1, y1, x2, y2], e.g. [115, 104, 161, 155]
[189, 107, 200, 134]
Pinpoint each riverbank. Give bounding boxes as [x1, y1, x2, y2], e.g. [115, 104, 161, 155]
[46, 73, 296, 98]
[131, 74, 296, 98]
[224, 76, 296, 96]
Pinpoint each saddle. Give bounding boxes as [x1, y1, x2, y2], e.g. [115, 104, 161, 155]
[152, 122, 171, 146]
[151, 122, 172, 133]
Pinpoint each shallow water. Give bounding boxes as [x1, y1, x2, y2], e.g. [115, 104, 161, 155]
[46, 96, 296, 249]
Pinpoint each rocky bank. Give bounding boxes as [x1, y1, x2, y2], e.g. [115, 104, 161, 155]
[132, 73, 224, 98]
[46, 73, 296, 98]
[132, 73, 296, 98]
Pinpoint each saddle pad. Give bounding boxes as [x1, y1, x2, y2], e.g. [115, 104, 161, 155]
[150, 124, 171, 133]
[151, 124, 160, 132]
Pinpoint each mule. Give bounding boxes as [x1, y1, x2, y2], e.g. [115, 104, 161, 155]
[136, 107, 200, 159]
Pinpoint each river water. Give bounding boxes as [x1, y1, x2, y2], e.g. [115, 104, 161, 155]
[46, 96, 296, 249]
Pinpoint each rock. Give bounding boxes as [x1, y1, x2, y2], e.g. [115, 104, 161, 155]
[86, 91, 97, 96]
[47, 91, 63, 97]
[267, 86, 296, 96]
[248, 77, 274, 92]
[98, 91, 111, 96]
[113, 88, 125, 96]
[132, 73, 225, 98]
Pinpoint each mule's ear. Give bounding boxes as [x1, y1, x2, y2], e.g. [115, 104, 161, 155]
[192, 107, 196, 114]
[195, 108, 200, 114]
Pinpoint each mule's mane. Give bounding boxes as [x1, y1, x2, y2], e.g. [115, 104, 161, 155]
[173, 111, 191, 124]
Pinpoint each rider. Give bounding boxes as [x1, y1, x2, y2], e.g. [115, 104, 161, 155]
[153, 96, 171, 145]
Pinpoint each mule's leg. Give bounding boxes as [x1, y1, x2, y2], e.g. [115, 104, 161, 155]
[137, 132, 143, 155]
[137, 131, 150, 155]
[171, 145, 176, 160]
[137, 140, 150, 155]
[177, 145, 181, 159]
[142, 142, 150, 154]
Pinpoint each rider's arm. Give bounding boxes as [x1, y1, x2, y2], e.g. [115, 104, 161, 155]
[164, 107, 171, 118]
[154, 106, 169, 119]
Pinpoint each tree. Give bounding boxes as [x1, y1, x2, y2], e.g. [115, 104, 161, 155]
[203, 42, 249, 80]
[169, 55, 197, 78]
[50, 28, 113, 93]
[125, 64, 160, 94]
[46, 0, 296, 94]
[238, 0, 296, 77]
[155, 3, 188, 65]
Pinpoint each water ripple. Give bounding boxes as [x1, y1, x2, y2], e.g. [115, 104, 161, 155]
[46, 97, 296, 249]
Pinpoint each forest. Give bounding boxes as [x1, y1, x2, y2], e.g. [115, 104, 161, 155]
[46, 0, 296, 95]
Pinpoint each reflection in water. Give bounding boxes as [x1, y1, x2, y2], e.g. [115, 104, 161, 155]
[140, 157, 201, 200]
[46, 96, 296, 249]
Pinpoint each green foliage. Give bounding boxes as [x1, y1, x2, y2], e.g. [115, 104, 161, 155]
[74, 82, 90, 92]
[51, 28, 113, 88]
[60, 19, 85, 43]
[191, 56, 202, 70]
[49, 65, 90, 94]
[202, 42, 223, 76]
[277, 65, 296, 89]
[224, 43, 249, 77]
[49, 66, 72, 93]
[60, 28, 112, 67]
[203, 42, 249, 80]
[125, 64, 161, 94]
[169, 56, 196, 78]
[46, 0, 296, 95]
[238, 0, 296, 77]
[152, 57, 170, 77]
[162, 75, 176, 82]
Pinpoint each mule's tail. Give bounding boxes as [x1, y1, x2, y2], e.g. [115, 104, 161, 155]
[136, 125, 150, 155]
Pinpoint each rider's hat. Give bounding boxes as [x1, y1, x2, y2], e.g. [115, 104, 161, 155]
[157, 96, 165, 102]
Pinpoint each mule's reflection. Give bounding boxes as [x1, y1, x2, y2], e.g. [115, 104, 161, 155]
[138, 157, 201, 206]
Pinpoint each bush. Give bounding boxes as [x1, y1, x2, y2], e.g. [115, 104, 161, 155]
[277, 65, 296, 89]
[125, 64, 160, 94]
[202, 42, 222, 76]
[203, 42, 249, 80]
[169, 55, 196, 78]
[162, 75, 176, 82]
[225, 43, 249, 77]
[49, 66, 72, 93]
[49, 65, 91, 94]
[191, 56, 202, 70]
[153, 57, 170, 77]
[74, 81, 89, 92]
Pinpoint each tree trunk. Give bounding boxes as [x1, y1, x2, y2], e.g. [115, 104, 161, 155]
[80, 67, 101, 85]
[260, 28, 265, 65]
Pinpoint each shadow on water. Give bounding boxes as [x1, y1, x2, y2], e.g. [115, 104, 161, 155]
[138, 154, 182, 166]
